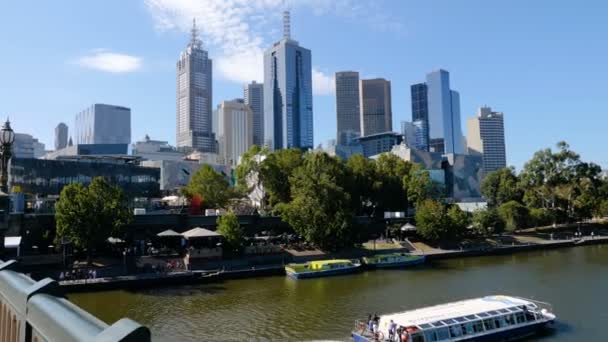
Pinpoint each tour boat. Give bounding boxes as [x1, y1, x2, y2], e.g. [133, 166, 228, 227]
[285, 259, 361, 279]
[362, 253, 426, 268]
[352, 295, 556, 341]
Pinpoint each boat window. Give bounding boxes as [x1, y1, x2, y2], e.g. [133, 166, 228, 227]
[436, 327, 450, 340]
[472, 321, 484, 333]
[431, 321, 445, 327]
[448, 325, 463, 337]
[411, 333, 424, 342]
[477, 312, 490, 318]
[487, 310, 499, 316]
[424, 330, 438, 342]
[444, 319, 457, 324]
[483, 319, 495, 331]
[419, 323, 433, 329]
[505, 314, 516, 325]
[454, 317, 467, 323]
[498, 309, 509, 314]
[516, 312, 526, 324]
[465, 315, 477, 320]
[461, 323, 474, 335]
[507, 307, 520, 313]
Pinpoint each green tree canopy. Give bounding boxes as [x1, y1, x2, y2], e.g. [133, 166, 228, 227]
[216, 211, 244, 253]
[415, 199, 451, 241]
[345, 154, 379, 215]
[497, 200, 529, 232]
[185, 165, 234, 209]
[374, 153, 411, 212]
[471, 208, 504, 236]
[259, 148, 304, 212]
[282, 152, 355, 251]
[481, 167, 522, 207]
[404, 163, 444, 205]
[55, 177, 132, 262]
[235, 145, 268, 193]
[447, 205, 470, 238]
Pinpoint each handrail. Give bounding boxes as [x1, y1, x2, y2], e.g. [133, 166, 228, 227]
[0, 259, 151, 342]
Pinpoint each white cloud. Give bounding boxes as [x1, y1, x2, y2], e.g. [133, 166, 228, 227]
[76, 50, 142, 73]
[144, 0, 399, 95]
[312, 68, 335, 95]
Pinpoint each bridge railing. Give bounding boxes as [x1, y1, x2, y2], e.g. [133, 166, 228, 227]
[0, 259, 150, 342]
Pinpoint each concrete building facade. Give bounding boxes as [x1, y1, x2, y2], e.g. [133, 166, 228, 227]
[335, 71, 361, 145]
[244, 81, 264, 146]
[356, 131, 402, 158]
[360, 78, 392, 137]
[176, 20, 215, 152]
[467, 106, 507, 173]
[263, 11, 313, 151]
[13, 133, 45, 159]
[74, 104, 131, 146]
[217, 99, 254, 167]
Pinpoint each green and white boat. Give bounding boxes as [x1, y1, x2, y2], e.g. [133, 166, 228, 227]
[285, 259, 361, 279]
[362, 253, 425, 269]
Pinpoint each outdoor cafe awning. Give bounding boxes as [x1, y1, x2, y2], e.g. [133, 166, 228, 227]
[157, 229, 182, 237]
[182, 227, 221, 239]
[401, 223, 417, 232]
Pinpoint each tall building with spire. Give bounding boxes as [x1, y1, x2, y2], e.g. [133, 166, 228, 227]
[176, 19, 215, 152]
[263, 10, 313, 150]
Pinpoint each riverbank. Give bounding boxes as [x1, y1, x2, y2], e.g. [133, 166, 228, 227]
[59, 234, 608, 292]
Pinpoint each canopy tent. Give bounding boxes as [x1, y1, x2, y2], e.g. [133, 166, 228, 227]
[4, 236, 22, 256]
[107, 237, 125, 244]
[182, 227, 221, 239]
[401, 223, 417, 232]
[157, 229, 182, 237]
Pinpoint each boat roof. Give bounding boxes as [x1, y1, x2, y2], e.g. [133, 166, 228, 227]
[310, 259, 352, 265]
[382, 295, 535, 328]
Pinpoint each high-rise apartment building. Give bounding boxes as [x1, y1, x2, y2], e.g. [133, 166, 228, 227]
[360, 78, 392, 137]
[74, 104, 131, 145]
[467, 106, 507, 173]
[244, 81, 264, 146]
[176, 19, 215, 152]
[54, 123, 68, 150]
[217, 99, 254, 167]
[400, 121, 417, 148]
[335, 71, 361, 145]
[263, 10, 313, 151]
[411, 70, 463, 154]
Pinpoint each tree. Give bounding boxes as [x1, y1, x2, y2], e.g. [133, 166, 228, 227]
[497, 201, 529, 232]
[447, 205, 470, 238]
[404, 163, 444, 205]
[259, 148, 304, 211]
[55, 177, 132, 263]
[216, 211, 244, 253]
[528, 207, 553, 227]
[374, 153, 411, 212]
[235, 145, 268, 193]
[281, 152, 355, 251]
[481, 167, 522, 207]
[345, 154, 379, 215]
[415, 199, 451, 241]
[185, 165, 234, 209]
[472, 208, 504, 236]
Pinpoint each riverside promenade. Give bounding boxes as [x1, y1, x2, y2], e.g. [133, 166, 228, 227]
[57, 233, 608, 293]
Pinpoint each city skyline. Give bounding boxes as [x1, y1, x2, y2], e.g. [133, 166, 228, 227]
[2, 1, 607, 169]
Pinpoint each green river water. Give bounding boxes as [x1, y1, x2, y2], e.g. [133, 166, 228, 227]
[70, 245, 608, 341]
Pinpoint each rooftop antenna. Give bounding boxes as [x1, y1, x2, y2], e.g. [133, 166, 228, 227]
[190, 18, 201, 47]
[282, 9, 291, 40]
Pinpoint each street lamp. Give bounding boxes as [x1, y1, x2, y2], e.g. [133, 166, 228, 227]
[0, 119, 15, 193]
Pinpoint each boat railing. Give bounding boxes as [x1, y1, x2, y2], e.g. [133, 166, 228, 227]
[517, 297, 554, 314]
[354, 320, 384, 341]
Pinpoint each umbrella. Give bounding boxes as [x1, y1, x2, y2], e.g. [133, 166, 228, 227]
[182, 227, 221, 239]
[157, 229, 181, 237]
[401, 223, 417, 232]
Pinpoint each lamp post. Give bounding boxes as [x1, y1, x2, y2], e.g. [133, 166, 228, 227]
[0, 119, 15, 193]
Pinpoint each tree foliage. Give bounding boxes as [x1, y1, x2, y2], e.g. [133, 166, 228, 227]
[497, 200, 529, 232]
[259, 148, 304, 212]
[55, 177, 132, 261]
[217, 211, 244, 253]
[481, 167, 522, 207]
[472, 208, 504, 236]
[414, 200, 466, 242]
[281, 152, 355, 251]
[374, 153, 411, 212]
[185, 165, 234, 209]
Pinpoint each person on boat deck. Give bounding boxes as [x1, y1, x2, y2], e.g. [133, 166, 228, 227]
[400, 329, 408, 342]
[388, 320, 397, 340]
[368, 317, 375, 333]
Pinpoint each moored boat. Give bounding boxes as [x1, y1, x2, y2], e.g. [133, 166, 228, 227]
[352, 295, 556, 341]
[362, 253, 425, 268]
[285, 259, 361, 279]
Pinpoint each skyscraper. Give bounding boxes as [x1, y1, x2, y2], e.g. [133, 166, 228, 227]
[360, 78, 392, 136]
[217, 99, 254, 167]
[467, 106, 507, 173]
[176, 19, 215, 152]
[400, 121, 417, 148]
[335, 71, 361, 145]
[74, 104, 131, 145]
[410, 83, 429, 150]
[263, 10, 313, 151]
[412, 70, 463, 154]
[244, 81, 264, 146]
[54, 123, 68, 150]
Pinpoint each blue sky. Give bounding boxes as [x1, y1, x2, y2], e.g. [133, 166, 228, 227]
[1, 0, 607, 170]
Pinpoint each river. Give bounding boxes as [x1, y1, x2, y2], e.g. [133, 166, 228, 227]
[69, 245, 608, 341]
